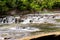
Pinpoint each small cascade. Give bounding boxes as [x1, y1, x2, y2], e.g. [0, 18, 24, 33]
[0, 16, 20, 24]
[2, 16, 15, 24]
[21, 18, 32, 24]
[21, 15, 56, 24]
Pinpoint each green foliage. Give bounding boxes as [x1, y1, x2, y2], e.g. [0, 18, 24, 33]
[17, 0, 29, 10]
[0, 0, 16, 12]
[30, 1, 40, 11]
[0, 0, 60, 13]
[6, 0, 16, 8]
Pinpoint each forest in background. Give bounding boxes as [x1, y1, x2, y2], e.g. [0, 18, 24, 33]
[0, 0, 60, 15]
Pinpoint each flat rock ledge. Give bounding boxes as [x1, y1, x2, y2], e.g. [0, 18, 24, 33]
[17, 32, 60, 40]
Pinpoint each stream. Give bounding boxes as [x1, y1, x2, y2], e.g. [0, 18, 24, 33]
[0, 27, 40, 40]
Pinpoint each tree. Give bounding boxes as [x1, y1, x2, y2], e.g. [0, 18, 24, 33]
[0, 0, 8, 12]
[17, 0, 29, 10]
[47, 0, 56, 9]
[0, 0, 60, 14]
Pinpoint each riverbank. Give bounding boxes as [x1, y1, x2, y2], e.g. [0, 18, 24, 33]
[19, 31, 60, 40]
